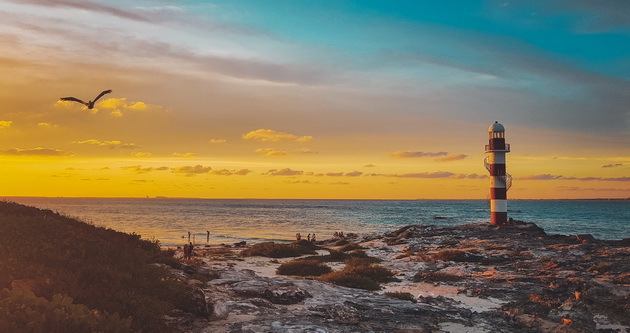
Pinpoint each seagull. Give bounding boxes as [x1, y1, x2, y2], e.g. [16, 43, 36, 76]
[60, 89, 112, 109]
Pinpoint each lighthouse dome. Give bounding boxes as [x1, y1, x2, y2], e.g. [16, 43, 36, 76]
[489, 121, 505, 132]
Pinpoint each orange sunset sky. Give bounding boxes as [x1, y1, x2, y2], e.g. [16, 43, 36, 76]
[0, 1, 629, 199]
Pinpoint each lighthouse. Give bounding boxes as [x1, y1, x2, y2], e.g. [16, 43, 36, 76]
[484, 121, 511, 225]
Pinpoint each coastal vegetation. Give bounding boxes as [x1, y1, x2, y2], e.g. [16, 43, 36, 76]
[0, 201, 197, 332]
[276, 260, 332, 277]
[240, 241, 318, 258]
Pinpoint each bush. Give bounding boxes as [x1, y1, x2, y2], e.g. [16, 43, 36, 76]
[344, 265, 395, 283]
[344, 257, 381, 267]
[240, 242, 317, 258]
[338, 243, 364, 252]
[276, 260, 332, 277]
[318, 271, 381, 291]
[0, 201, 197, 332]
[384, 291, 416, 302]
[432, 249, 483, 262]
[0, 286, 134, 333]
[333, 239, 349, 246]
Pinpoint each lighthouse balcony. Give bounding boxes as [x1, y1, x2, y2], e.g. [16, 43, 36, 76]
[485, 143, 510, 152]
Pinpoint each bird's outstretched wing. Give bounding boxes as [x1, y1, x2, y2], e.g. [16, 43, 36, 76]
[92, 89, 113, 103]
[60, 97, 86, 104]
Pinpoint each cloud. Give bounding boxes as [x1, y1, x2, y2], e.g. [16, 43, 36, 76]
[99, 98, 149, 117]
[330, 182, 351, 185]
[602, 163, 623, 168]
[263, 168, 304, 176]
[37, 122, 58, 129]
[392, 151, 448, 158]
[345, 171, 363, 177]
[0, 147, 74, 156]
[210, 168, 252, 176]
[209, 139, 227, 144]
[518, 174, 564, 180]
[234, 169, 253, 175]
[366, 171, 486, 179]
[364, 164, 377, 168]
[255, 148, 289, 157]
[435, 154, 468, 162]
[295, 148, 318, 154]
[121, 165, 169, 173]
[0, 121, 13, 129]
[73, 139, 139, 149]
[518, 174, 630, 182]
[243, 129, 313, 143]
[133, 152, 153, 158]
[171, 165, 212, 175]
[172, 152, 197, 157]
[326, 172, 344, 177]
[10, 0, 150, 22]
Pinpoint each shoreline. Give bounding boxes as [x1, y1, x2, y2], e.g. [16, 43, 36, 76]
[168, 221, 630, 332]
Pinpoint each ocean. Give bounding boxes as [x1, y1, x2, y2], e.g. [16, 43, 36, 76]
[4, 198, 629, 247]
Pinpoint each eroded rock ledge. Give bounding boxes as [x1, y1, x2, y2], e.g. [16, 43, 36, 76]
[169, 221, 630, 333]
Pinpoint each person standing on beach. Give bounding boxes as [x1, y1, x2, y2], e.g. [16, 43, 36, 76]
[188, 242, 194, 259]
[183, 243, 189, 260]
[206, 230, 210, 242]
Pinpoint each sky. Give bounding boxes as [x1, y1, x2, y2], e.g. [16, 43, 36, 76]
[0, 0, 629, 199]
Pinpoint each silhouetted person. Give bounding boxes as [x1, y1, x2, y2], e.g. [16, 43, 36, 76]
[60, 89, 112, 109]
[207, 230, 210, 242]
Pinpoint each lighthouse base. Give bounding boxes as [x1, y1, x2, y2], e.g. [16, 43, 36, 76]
[491, 212, 508, 225]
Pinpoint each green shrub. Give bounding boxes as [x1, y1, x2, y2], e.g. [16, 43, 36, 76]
[344, 256, 381, 267]
[0, 201, 197, 332]
[276, 260, 332, 277]
[0, 286, 133, 333]
[345, 264, 395, 283]
[338, 243, 364, 252]
[432, 249, 483, 262]
[318, 271, 381, 291]
[240, 242, 316, 258]
[384, 291, 416, 302]
[333, 239, 349, 246]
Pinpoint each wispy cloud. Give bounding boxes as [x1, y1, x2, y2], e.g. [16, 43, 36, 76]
[519, 174, 630, 182]
[211, 169, 252, 176]
[436, 154, 468, 162]
[244, 129, 313, 143]
[121, 165, 169, 173]
[0, 147, 74, 156]
[392, 151, 448, 158]
[602, 163, 623, 168]
[255, 148, 289, 157]
[367, 172, 486, 179]
[209, 139, 227, 144]
[171, 165, 212, 175]
[73, 139, 139, 149]
[263, 168, 304, 176]
[172, 152, 197, 157]
[0, 121, 13, 129]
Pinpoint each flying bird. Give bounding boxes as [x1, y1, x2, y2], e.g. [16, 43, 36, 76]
[60, 89, 112, 109]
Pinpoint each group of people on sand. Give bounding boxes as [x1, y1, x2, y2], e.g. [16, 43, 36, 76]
[333, 231, 346, 239]
[295, 233, 317, 242]
[183, 242, 194, 260]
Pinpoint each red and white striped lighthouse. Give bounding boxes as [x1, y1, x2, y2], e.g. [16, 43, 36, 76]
[484, 121, 511, 225]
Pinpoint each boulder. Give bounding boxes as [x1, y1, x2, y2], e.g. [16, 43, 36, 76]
[263, 285, 312, 305]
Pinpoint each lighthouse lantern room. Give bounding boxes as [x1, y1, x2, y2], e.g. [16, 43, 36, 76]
[484, 121, 512, 225]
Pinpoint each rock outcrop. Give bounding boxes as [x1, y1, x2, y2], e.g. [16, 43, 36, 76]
[170, 220, 630, 333]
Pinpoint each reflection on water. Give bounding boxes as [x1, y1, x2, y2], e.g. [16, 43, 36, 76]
[4, 198, 629, 246]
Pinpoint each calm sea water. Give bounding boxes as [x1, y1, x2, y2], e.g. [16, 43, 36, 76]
[4, 198, 629, 247]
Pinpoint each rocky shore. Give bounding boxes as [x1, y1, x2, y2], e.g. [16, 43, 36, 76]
[168, 220, 630, 333]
